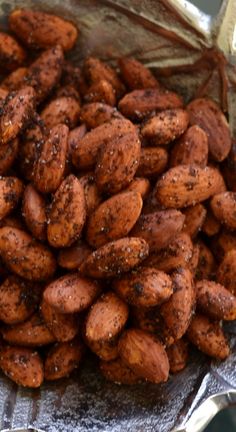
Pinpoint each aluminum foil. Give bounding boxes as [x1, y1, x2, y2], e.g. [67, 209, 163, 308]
[0, 1, 236, 431]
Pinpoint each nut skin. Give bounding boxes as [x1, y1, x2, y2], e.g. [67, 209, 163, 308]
[118, 328, 170, 384]
[187, 314, 230, 360]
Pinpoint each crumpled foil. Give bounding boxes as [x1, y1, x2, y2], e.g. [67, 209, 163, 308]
[0, 1, 235, 431]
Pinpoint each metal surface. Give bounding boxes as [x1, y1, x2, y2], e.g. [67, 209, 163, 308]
[0, 1, 235, 431]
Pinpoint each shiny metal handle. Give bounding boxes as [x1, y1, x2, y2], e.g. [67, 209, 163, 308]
[173, 390, 236, 432]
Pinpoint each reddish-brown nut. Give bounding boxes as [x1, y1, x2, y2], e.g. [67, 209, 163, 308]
[1, 67, 27, 91]
[0, 137, 19, 175]
[84, 79, 116, 106]
[187, 314, 230, 359]
[41, 97, 80, 129]
[0, 177, 23, 220]
[0, 276, 39, 324]
[170, 125, 208, 167]
[83, 57, 125, 98]
[0, 227, 56, 281]
[196, 241, 215, 281]
[34, 124, 68, 194]
[217, 250, 236, 295]
[47, 175, 86, 248]
[155, 165, 226, 209]
[72, 118, 136, 170]
[125, 177, 151, 199]
[25, 45, 64, 103]
[210, 192, 236, 230]
[211, 230, 236, 261]
[100, 357, 142, 384]
[119, 57, 159, 90]
[19, 120, 44, 181]
[113, 267, 172, 307]
[0, 86, 35, 144]
[141, 109, 189, 145]
[131, 210, 185, 252]
[9, 9, 78, 51]
[43, 273, 100, 314]
[85, 292, 129, 360]
[0, 31, 26, 70]
[160, 268, 195, 340]
[202, 209, 221, 237]
[45, 340, 83, 381]
[0, 346, 43, 388]
[136, 147, 168, 178]
[196, 280, 236, 320]
[86, 191, 142, 248]
[79, 173, 102, 216]
[118, 88, 183, 120]
[144, 233, 193, 273]
[22, 184, 47, 241]
[58, 241, 92, 270]
[67, 124, 87, 157]
[182, 203, 207, 238]
[80, 237, 149, 279]
[80, 102, 122, 129]
[187, 98, 231, 162]
[118, 329, 169, 383]
[40, 300, 79, 342]
[2, 313, 55, 346]
[166, 339, 189, 373]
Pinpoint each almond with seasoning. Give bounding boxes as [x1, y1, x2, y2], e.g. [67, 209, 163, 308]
[210, 192, 236, 230]
[80, 102, 122, 129]
[155, 165, 226, 209]
[196, 280, 236, 320]
[100, 357, 141, 384]
[80, 237, 149, 279]
[85, 292, 129, 360]
[136, 147, 168, 178]
[217, 249, 236, 295]
[119, 57, 159, 90]
[86, 191, 142, 248]
[40, 300, 78, 342]
[118, 328, 169, 383]
[0, 346, 43, 388]
[170, 125, 208, 167]
[47, 175, 86, 248]
[0, 177, 23, 220]
[113, 267, 172, 307]
[45, 340, 83, 381]
[187, 314, 230, 359]
[22, 184, 47, 241]
[43, 273, 100, 314]
[41, 96, 80, 129]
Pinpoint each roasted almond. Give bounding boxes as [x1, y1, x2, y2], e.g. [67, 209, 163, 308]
[211, 192, 236, 230]
[187, 314, 230, 359]
[131, 209, 185, 252]
[47, 175, 86, 248]
[141, 109, 189, 145]
[58, 240, 92, 270]
[136, 147, 168, 178]
[0, 31, 26, 70]
[160, 268, 195, 340]
[1, 67, 28, 91]
[100, 357, 141, 384]
[80, 102, 122, 129]
[118, 88, 183, 120]
[182, 203, 207, 238]
[217, 250, 236, 295]
[86, 191, 142, 248]
[9, 9, 78, 51]
[170, 125, 208, 167]
[166, 339, 189, 373]
[40, 300, 78, 342]
[196, 240, 215, 280]
[22, 184, 47, 241]
[34, 124, 68, 194]
[84, 79, 116, 106]
[0, 177, 23, 220]
[119, 57, 159, 90]
[155, 165, 226, 209]
[80, 237, 149, 279]
[125, 177, 151, 199]
[41, 96, 80, 129]
[187, 98, 231, 162]
[113, 267, 172, 307]
[43, 273, 100, 313]
[79, 173, 102, 216]
[45, 340, 83, 381]
[118, 328, 169, 384]
[196, 280, 236, 320]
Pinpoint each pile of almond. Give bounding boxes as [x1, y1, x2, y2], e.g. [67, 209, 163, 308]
[0, 8, 234, 388]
